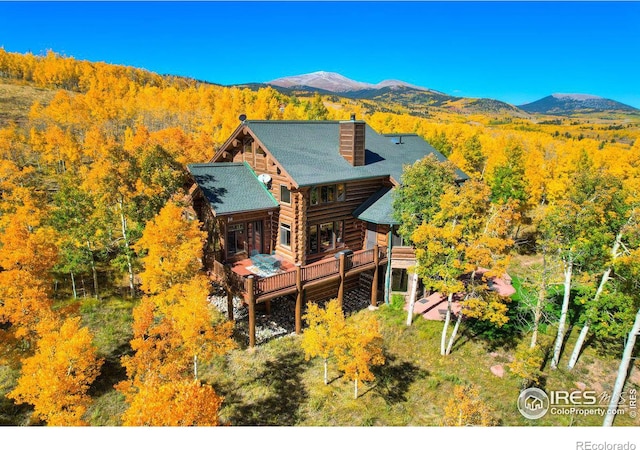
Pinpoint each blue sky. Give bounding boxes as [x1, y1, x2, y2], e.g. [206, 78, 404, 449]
[1, 1, 639, 108]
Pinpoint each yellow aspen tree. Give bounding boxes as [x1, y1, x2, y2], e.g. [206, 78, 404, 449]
[162, 276, 235, 380]
[334, 313, 385, 399]
[8, 316, 103, 426]
[134, 200, 206, 294]
[442, 384, 497, 426]
[121, 377, 223, 426]
[301, 299, 347, 385]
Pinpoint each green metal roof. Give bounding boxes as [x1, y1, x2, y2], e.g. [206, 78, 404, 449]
[352, 186, 399, 225]
[245, 121, 468, 187]
[188, 162, 278, 215]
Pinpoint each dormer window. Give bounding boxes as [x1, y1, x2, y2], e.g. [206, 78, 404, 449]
[280, 185, 291, 204]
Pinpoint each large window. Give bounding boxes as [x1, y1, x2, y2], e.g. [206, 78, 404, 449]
[280, 185, 291, 204]
[309, 183, 345, 206]
[227, 223, 245, 256]
[308, 220, 345, 254]
[280, 222, 291, 248]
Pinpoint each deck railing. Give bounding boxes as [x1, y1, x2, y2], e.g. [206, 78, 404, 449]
[212, 260, 248, 293]
[255, 270, 297, 296]
[215, 247, 388, 300]
[302, 258, 340, 283]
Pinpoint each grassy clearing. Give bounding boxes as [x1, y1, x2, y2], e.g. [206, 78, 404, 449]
[0, 81, 56, 125]
[202, 303, 638, 426]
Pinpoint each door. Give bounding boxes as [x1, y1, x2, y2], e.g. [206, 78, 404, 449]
[248, 220, 263, 255]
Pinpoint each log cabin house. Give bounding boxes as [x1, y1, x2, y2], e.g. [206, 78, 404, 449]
[188, 116, 467, 346]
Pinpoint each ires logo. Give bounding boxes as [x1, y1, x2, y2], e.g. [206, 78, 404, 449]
[549, 390, 598, 405]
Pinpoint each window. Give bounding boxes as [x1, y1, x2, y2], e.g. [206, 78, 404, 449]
[321, 185, 335, 203]
[335, 221, 344, 247]
[227, 223, 245, 256]
[392, 227, 407, 247]
[280, 185, 291, 204]
[280, 222, 291, 248]
[391, 268, 409, 292]
[308, 220, 344, 254]
[310, 184, 345, 206]
[308, 225, 318, 254]
[320, 222, 334, 251]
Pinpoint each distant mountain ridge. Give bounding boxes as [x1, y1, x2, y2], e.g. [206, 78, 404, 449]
[519, 94, 638, 115]
[234, 71, 638, 119]
[267, 71, 436, 94]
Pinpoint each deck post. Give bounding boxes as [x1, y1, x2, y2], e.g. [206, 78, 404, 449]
[371, 244, 379, 306]
[265, 300, 271, 316]
[338, 252, 345, 309]
[384, 230, 392, 305]
[295, 263, 302, 334]
[226, 289, 234, 321]
[247, 275, 256, 348]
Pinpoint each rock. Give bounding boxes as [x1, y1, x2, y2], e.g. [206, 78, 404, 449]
[575, 381, 587, 391]
[490, 364, 504, 378]
[368, 305, 379, 311]
[490, 352, 499, 358]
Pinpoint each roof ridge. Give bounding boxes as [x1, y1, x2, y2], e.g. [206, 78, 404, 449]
[188, 162, 245, 168]
[246, 120, 342, 124]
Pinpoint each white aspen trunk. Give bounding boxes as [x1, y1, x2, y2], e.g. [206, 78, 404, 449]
[70, 272, 77, 299]
[441, 292, 453, 356]
[194, 354, 198, 380]
[603, 307, 640, 427]
[530, 253, 547, 349]
[87, 240, 99, 299]
[354, 376, 358, 399]
[323, 358, 328, 385]
[567, 322, 591, 370]
[118, 199, 135, 297]
[406, 271, 420, 326]
[445, 313, 463, 355]
[568, 229, 622, 369]
[551, 259, 573, 369]
[531, 288, 545, 349]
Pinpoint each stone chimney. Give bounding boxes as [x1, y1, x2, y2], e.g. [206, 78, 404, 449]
[339, 114, 365, 166]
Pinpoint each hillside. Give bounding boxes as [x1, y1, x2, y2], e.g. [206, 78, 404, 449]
[519, 94, 639, 116]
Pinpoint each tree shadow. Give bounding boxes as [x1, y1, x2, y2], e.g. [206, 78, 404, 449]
[0, 395, 32, 425]
[225, 349, 310, 425]
[371, 354, 429, 405]
[89, 343, 131, 397]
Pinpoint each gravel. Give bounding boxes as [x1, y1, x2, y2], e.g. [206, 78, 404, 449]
[208, 283, 373, 346]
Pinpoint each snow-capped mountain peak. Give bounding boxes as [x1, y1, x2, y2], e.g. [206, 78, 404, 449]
[267, 71, 429, 93]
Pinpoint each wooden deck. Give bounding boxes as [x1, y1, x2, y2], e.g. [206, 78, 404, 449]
[211, 247, 388, 303]
[210, 245, 387, 347]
